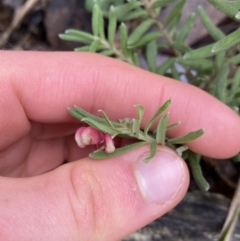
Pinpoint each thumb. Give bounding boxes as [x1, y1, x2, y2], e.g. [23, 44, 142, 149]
[0, 145, 189, 241]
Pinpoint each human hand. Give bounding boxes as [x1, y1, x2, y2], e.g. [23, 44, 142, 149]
[0, 51, 239, 241]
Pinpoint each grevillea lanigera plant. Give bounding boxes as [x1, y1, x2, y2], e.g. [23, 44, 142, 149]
[68, 99, 210, 191]
[59, 0, 240, 192]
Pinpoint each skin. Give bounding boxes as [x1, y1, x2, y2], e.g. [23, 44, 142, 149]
[0, 51, 239, 240]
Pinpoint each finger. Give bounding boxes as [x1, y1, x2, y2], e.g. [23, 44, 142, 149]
[0, 145, 188, 241]
[2, 51, 240, 158]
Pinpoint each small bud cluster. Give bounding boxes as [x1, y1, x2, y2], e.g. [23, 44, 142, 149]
[75, 126, 115, 153]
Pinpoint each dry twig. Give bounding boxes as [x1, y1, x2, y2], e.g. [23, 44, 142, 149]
[0, 0, 40, 47]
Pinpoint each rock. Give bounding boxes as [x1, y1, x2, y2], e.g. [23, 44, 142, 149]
[124, 191, 240, 241]
[44, 0, 91, 50]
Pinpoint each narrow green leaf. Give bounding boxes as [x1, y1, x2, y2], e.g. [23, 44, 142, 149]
[229, 53, 240, 64]
[98, 110, 115, 128]
[212, 29, 240, 53]
[108, 6, 117, 47]
[170, 65, 181, 80]
[90, 141, 147, 159]
[232, 68, 240, 92]
[198, 6, 225, 41]
[89, 39, 100, 52]
[98, 6, 105, 40]
[216, 51, 226, 67]
[131, 119, 140, 136]
[172, 42, 191, 54]
[81, 117, 118, 135]
[74, 46, 90, 52]
[177, 13, 195, 43]
[151, 0, 177, 9]
[146, 40, 157, 73]
[127, 19, 156, 46]
[164, 0, 185, 27]
[132, 52, 140, 66]
[128, 32, 161, 49]
[59, 29, 95, 44]
[135, 105, 144, 124]
[100, 49, 115, 56]
[68, 107, 122, 128]
[92, 4, 100, 36]
[188, 151, 210, 191]
[119, 9, 147, 21]
[207, 0, 240, 19]
[183, 43, 216, 60]
[215, 63, 229, 102]
[168, 129, 204, 145]
[157, 58, 175, 75]
[156, 112, 169, 145]
[176, 145, 188, 156]
[176, 57, 215, 72]
[169, 12, 182, 34]
[113, 1, 142, 18]
[143, 141, 157, 163]
[144, 99, 171, 136]
[157, 42, 169, 50]
[75, 44, 106, 52]
[167, 121, 180, 130]
[120, 23, 129, 57]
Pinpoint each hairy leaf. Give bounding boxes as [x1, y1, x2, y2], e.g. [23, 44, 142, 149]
[146, 40, 157, 73]
[120, 23, 129, 57]
[100, 49, 115, 56]
[207, 0, 240, 20]
[157, 58, 175, 75]
[90, 141, 147, 159]
[135, 104, 144, 125]
[81, 117, 118, 135]
[167, 121, 181, 130]
[198, 6, 225, 41]
[156, 112, 169, 145]
[144, 99, 171, 136]
[143, 141, 157, 163]
[183, 43, 216, 59]
[128, 19, 156, 46]
[188, 151, 210, 191]
[120, 9, 148, 21]
[172, 42, 191, 54]
[59, 29, 95, 44]
[151, 0, 177, 9]
[229, 53, 240, 64]
[108, 6, 117, 47]
[112, 1, 142, 19]
[212, 29, 240, 52]
[92, 4, 100, 36]
[128, 32, 161, 49]
[215, 63, 229, 103]
[89, 39, 100, 52]
[168, 129, 204, 145]
[68, 106, 122, 128]
[177, 13, 195, 43]
[164, 0, 186, 27]
[176, 57, 215, 72]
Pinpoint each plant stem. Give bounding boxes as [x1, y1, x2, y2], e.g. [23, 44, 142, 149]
[141, 0, 195, 81]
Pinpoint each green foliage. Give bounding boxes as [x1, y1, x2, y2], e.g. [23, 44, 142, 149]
[69, 100, 204, 164]
[60, 0, 240, 191]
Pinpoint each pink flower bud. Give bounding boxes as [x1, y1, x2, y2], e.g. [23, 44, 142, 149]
[75, 127, 86, 148]
[104, 134, 115, 153]
[81, 127, 101, 145]
[75, 127, 101, 148]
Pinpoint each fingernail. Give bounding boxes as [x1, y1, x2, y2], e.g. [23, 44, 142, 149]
[135, 147, 184, 204]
